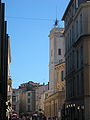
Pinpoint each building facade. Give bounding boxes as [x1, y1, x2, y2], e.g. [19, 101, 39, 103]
[44, 91, 65, 119]
[62, 0, 90, 120]
[35, 84, 48, 112]
[26, 90, 35, 113]
[19, 89, 26, 114]
[12, 89, 20, 114]
[55, 62, 65, 93]
[7, 37, 12, 119]
[44, 62, 65, 119]
[19, 90, 35, 114]
[44, 26, 65, 119]
[18, 81, 39, 114]
[0, 1, 9, 119]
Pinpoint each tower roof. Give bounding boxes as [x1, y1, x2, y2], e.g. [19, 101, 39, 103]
[54, 18, 59, 27]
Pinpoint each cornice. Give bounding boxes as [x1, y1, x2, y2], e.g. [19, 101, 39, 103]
[48, 27, 64, 38]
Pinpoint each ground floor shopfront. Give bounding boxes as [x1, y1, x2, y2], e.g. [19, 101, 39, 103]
[65, 103, 84, 120]
[65, 96, 90, 120]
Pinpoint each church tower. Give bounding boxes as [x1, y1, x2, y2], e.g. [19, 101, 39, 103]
[48, 22, 65, 94]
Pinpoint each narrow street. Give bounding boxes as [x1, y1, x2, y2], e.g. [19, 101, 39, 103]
[0, 0, 90, 120]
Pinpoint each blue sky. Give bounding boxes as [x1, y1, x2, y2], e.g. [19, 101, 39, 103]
[2, 0, 69, 88]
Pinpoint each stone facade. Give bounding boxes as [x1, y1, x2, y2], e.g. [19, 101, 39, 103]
[44, 26, 65, 119]
[18, 81, 39, 114]
[12, 89, 20, 114]
[62, 0, 90, 120]
[55, 62, 65, 92]
[26, 91, 35, 113]
[44, 91, 65, 119]
[19, 89, 36, 114]
[35, 84, 48, 112]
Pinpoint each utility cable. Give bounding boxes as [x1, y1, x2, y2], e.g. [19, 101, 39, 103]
[6, 16, 56, 21]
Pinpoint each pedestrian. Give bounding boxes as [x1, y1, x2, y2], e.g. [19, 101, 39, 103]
[42, 115, 46, 120]
[44, 116, 46, 120]
[25, 116, 30, 120]
[22, 116, 26, 120]
[9, 116, 11, 120]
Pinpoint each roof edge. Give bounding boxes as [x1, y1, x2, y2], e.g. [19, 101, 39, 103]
[62, 0, 73, 20]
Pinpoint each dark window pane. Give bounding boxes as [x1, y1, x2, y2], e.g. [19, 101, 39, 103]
[61, 71, 64, 81]
[58, 48, 61, 55]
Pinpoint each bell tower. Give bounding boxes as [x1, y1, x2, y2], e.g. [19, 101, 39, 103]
[48, 21, 65, 94]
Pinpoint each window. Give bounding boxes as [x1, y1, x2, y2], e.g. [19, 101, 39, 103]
[80, 46, 83, 65]
[66, 36, 68, 52]
[28, 98, 30, 103]
[77, 50, 79, 68]
[66, 58, 67, 74]
[67, 56, 69, 73]
[80, 14, 82, 34]
[45, 93, 48, 99]
[72, 26, 74, 44]
[28, 93, 30, 96]
[28, 105, 30, 112]
[68, 56, 70, 72]
[70, 54, 72, 71]
[67, 33, 69, 50]
[81, 71, 84, 94]
[12, 96, 16, 102]
[58, 48, 61, 55]
[61, 71, 64, 81]
[71, 79, 73, 97]
[13, 105, 16, 111]
[70, 29, 71, 46]
[72, 3, 74, 17]
[62, 87, 64, 91]
[72, 77, 75, 96]
[76, 20, 78, 38]
[72, 51, 75, 67]
[68, 33, 70, 49]
[77, 75, 79, 95]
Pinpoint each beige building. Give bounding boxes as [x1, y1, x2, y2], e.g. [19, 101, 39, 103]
[26, 90, 35, 113]
[35, 84, 49, 112]
[44, 25, 65, 119]
[44, 91, 65, 119]
[19, 90, 35, 114]
[62, 0, 90, 120]
[44, 62, 65, 119]
[55, 62, 65, 93]
[19, 88, 26, 114]
[19, 81, 39, 114]
[19, 89, 36, 114]
[12, 89, 20, 114]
